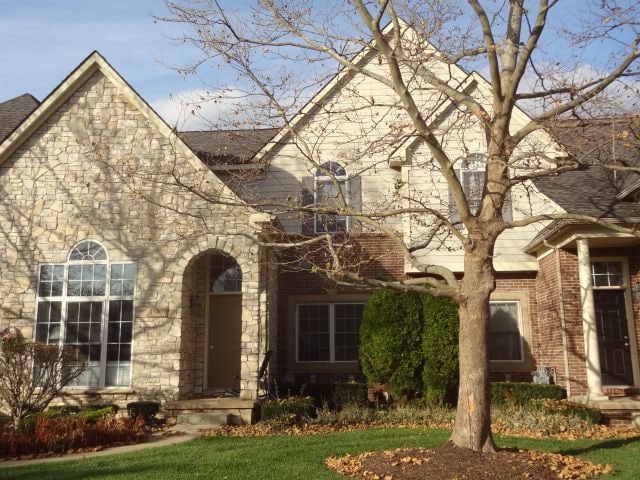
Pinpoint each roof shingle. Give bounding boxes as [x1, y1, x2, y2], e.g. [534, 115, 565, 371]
[0, 94, 39, 143]
[180, 128, 279, 165]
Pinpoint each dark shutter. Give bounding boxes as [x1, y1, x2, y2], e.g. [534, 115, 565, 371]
[348, 176, 362, 232]
[301, 176, 315, 235]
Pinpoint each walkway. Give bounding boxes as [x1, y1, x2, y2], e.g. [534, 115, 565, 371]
[0, 425, 207, 469]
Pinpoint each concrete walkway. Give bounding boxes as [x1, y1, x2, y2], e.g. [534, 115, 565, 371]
[0, 426, 208, 469]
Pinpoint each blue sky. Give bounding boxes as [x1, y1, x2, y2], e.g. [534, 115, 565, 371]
[0, 1, 212, 128]
[1, 1, 637, 128]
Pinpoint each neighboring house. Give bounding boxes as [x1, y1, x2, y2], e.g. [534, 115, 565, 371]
[1, 45, 640, 422]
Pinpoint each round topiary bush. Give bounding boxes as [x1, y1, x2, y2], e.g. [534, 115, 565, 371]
[422, 294, 459, 406]
[359, 289, 425, 400]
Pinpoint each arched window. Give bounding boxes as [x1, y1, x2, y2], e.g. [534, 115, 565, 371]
[210, 253, 242, 293]
[459, 153, 486, 215]
[450, 153, 512, 222]
[314, 161, 349, 233]
[36, 241, 136, 387]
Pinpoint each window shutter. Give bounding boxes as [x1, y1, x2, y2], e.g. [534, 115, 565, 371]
[448, 169, 461, 228]
[347, 176, 362, 232]
[301, 176, 315, 235]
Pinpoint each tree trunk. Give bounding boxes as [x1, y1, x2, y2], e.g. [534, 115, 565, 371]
[449, 235, 497, 452]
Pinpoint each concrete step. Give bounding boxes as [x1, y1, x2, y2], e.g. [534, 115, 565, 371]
[166, 397, 257, 426]
[177, 412, 230, 426]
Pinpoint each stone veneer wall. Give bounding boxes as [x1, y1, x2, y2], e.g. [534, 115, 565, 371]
[0, 71, 264, 407]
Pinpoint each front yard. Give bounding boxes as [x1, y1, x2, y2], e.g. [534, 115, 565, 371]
[1, 428, 640, 480]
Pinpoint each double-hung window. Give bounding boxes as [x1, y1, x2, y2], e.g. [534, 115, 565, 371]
[36, 241, 135, 387]
[297, 303, 363, 362]
[488, 301, 523, 361]
[314, 162, 349, 233]
[459, 153, 486, 215]
[450, 153, 512, 223]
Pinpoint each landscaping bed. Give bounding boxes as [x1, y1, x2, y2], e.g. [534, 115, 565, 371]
[326, 445, 613, 480]
[0, 402, 164, 461]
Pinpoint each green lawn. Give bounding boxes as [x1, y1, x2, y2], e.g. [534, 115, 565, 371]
[1, 429, 639, 480]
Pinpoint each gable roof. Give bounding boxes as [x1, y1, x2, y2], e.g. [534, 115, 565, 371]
[0, 51, 264, 217]
[0, 52, 210, 175]
[532, 117, 640, 219]
[0, 94, 39, 143]
[180, 128, 278, 168]
[533, 167, 640, 219]
[525, 118, 640, 251]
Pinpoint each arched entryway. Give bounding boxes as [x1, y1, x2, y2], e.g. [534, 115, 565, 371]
[205, 252, 243, 391]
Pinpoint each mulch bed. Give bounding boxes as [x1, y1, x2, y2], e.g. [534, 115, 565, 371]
[325, 444, 614, 480]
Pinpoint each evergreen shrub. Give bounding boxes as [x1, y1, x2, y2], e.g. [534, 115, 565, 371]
[126, 401, 160, 424]
[333, 382, 368, 409]
[359, 289, 424, 399]
[422, 294, 459, 405]
[260, 396, 315, 422]
[491, 382, 566, 406]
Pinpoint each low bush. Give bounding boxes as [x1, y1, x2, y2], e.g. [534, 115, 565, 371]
[531, 398, 602, 424]
[260, 396, 315, 422]
[47, 405, 81, 416]
[21, 408, 69, 433]
[78, 405, 118, 423]
[332, 382, 368, 409]
[0, 414, 147, 458]
[288, 384, 334, 407]
[491, 382, 566, 407]
[19, 405, 118, 432]
[127, 401, 160, 424]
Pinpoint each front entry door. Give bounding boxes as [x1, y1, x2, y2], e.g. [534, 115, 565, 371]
[207, 294, 242, 389]
[594, 290, 634, 385]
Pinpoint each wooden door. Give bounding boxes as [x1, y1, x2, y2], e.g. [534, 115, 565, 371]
[594, 290, 634, 385]
[207, 294, 242, 389]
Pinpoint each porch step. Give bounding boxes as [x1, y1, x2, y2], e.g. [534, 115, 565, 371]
[603, 386, 640, 397]
[586, 395, 640, 427]
[176, 412, 230, 426]
[166, 398, 257, 426]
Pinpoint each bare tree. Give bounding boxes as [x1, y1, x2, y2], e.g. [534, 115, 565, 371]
[157, 0, 640, 451]
[0, 327, 87, 429]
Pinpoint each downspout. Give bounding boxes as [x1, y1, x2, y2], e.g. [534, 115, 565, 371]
[544, 240, 572, 398]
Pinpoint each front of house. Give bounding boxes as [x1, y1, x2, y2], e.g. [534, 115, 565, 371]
[1, 48, 640, 416]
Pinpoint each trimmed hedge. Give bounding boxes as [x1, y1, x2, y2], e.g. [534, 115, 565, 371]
[260, 396, 315, 422]
[127, 401, 160, 424]
[422, 294, 459, 406]
[359, 289, 426, 399]
[491, 382, 566, 407]
[78, 406, 118, 423]
[333, 382, 368, 409]
[531, 398, 602, 424]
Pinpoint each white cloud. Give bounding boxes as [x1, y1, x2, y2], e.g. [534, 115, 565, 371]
[151, 88, 260, 131]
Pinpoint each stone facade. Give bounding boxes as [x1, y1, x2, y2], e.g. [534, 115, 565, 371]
[0, 62, 266, 407]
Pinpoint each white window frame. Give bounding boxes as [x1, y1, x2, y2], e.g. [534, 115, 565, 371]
[459, 153, 486, 216]
[488, 300, 524, 363]
[314, 162, 350, 233]
[35, 240, 136, 388]
[295, 303, 363, 363]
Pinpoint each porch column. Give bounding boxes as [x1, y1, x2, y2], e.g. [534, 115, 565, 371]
[576, 239, 606, 400]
